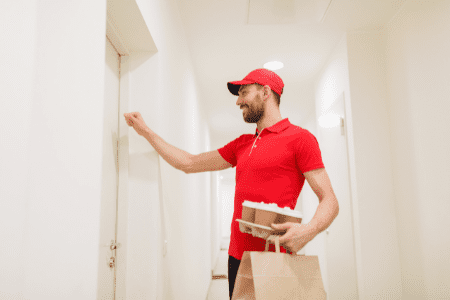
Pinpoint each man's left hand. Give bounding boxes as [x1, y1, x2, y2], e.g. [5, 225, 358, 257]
[269, 222, 318, 254]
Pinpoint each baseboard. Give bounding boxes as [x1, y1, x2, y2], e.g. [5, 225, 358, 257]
[212, 274, 228, 280]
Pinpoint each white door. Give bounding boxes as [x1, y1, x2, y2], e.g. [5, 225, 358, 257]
[97, 36, 121, 300]
[319, 93, 359, 299]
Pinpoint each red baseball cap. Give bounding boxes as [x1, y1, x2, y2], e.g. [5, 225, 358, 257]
[227, 68, 284, 96]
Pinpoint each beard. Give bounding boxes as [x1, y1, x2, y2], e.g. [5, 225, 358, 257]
[242, 94, 265, 123]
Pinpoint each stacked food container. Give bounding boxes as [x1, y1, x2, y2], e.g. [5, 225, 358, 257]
[236, 200, 303, 240]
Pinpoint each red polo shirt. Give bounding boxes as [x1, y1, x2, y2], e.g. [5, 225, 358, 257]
[218, 118, 325, 260]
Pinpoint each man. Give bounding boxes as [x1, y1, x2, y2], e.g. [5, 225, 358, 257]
[124, 68, 339, 299]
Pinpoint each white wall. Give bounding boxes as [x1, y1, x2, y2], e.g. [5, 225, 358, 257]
[0, 0, 213, 299]
[129, 0, 212, 299]
[313, 30, 404, 299]
[346, 30, 403, 299]
[1, 1, 107, 299]
[313, 34, 360, 298]
[310, 2, 450, 299]
[210, 171, 221, 268]
[301, 110, 329, 293]
[1, 1, 38, 299]
[218, 172, 235, 240]
[383, 1, 450, 298]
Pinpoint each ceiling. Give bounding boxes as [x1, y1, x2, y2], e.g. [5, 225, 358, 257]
[175, 0, 406, 152]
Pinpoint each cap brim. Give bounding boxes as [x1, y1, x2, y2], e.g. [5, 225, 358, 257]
[227, 80, 254, 96]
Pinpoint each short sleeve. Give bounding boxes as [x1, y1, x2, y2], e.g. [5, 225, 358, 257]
[295, 130, 325, 174]
[217, 136, 241, 168]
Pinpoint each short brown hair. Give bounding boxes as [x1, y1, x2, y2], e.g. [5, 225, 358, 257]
[254, 83, 281, 106]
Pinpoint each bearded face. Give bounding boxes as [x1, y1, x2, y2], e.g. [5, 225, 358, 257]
[240, 89, 265, 123]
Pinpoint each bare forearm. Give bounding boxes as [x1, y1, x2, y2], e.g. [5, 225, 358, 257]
[142, 129, 192, 172]
[308, 196, 339, 235]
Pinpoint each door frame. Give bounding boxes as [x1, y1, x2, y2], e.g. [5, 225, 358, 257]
[317, 91, 364, 299]
[104, 0, 157, 298]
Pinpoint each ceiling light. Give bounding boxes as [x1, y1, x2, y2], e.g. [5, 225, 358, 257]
[264, 61, 284, 70]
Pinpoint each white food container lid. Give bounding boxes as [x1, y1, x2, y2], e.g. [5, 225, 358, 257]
[242, 200, 258, 208]
[255, 202, 282, 213]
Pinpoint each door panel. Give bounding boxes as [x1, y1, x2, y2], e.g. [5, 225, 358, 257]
[97, 36, 120, 300]
[320, 93, 359, 299]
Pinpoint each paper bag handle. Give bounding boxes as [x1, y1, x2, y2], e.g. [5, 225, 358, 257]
[265, 235, 280, 253]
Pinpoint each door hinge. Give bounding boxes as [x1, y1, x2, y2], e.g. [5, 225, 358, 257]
[109, 240, 117, 269]
[109, 256, 115, 268]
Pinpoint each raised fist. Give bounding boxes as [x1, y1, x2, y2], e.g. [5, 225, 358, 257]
[124, 112, 149, 136]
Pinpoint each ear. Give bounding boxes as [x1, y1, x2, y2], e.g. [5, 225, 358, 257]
[263, 85, 271, 100]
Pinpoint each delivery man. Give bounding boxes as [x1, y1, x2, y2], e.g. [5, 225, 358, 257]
[124, 68, 339, 299]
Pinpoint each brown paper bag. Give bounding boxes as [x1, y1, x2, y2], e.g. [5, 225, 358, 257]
[231, 235, 326, 300]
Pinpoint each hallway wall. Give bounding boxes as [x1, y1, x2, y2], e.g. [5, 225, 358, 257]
[0, 0, 212, 299]
[346, 30, 403, 299]
[1, 1, 108, 299]
[132, 1, 212, 299]
[301, 109, 329, 293]
[383, 1, 450, 298]
[312, 2, 450, 298]
[1, 1, 40, 299]
[314, 30, 404, 299]
[313, 34, 361, 298]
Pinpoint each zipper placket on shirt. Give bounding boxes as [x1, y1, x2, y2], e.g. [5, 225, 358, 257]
[249, 128, 264, 156]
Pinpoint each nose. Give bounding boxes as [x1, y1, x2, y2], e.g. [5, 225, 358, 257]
[236, 96, 243, 106]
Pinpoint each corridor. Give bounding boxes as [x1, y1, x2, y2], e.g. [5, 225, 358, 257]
[3, 0, 450, 299]
[206, 249, 229, 300]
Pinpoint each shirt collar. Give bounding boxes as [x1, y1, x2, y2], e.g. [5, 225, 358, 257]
[254, 118, 290, 137]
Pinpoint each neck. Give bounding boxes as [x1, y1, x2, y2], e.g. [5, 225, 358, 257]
[257, 110, 283, 132]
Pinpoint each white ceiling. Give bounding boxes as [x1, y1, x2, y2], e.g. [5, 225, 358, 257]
[176, 0, 406, 151]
